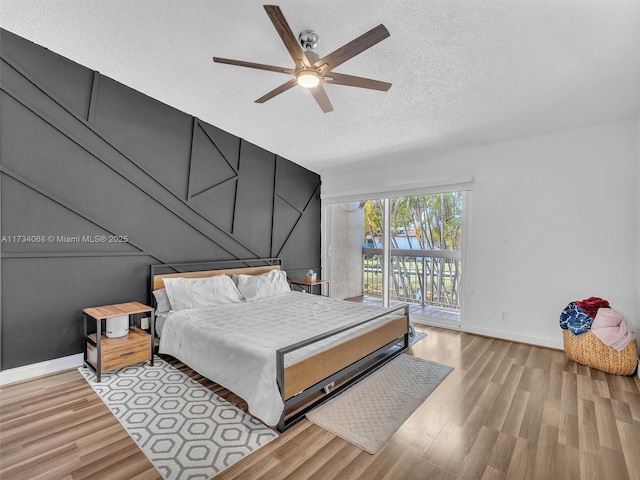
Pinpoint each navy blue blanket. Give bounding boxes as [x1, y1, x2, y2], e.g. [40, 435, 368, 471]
[559, 302, 593, 335]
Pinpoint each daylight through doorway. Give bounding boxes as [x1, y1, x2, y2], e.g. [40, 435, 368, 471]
[362, 193, 463, 324]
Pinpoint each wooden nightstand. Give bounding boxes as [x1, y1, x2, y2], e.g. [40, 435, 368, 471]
[82, 302, 155, 382]
[291, 278, 330, 297]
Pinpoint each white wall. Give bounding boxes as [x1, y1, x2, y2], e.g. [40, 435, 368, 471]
[322, 120, 639, 349]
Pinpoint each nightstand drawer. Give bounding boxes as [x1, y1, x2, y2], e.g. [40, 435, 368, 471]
[86, 329, 151, 373]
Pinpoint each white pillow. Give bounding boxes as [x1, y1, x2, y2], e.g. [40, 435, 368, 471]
[235, 270, 290, 302]
[152, 288, 171, 313]
[163, 275, 244, 310]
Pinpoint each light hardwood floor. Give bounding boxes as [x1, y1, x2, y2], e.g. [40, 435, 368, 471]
[1, 326, 639, 480]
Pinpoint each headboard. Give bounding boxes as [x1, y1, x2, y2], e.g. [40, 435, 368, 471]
[149, 258, 282, 294]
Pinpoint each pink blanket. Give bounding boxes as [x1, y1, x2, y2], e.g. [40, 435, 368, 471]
[591, 308, 636, 351]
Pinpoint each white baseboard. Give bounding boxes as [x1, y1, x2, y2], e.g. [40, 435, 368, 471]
[0, 353, 84, 386]
[463, 325, 564, 350]
[412, 314, 563, 350]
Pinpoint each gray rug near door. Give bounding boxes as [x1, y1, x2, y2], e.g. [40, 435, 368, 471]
[306, 354, 452, 454]
[410, 331, 426, 347]
[79, 357, 277, 480]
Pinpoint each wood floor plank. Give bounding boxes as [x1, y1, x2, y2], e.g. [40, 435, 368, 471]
[599, 445, 631, 480]
[578, 398, 601, 455]
[593, 396, 623, 451]
[303, 438, 364, 480]
[617, 420, 640, 480]
[255, 425, 335, 480]
[489, 354, 516, 385]
[379, 442, 436, 480]
[530, 423, 562, 480]
[547, 361, 564, 403]
[504, 436, 535, 480]
[458, 425, 500, 480]
[486, 431, 517, 475]
[558, 445, 580, 480]
[579, 450, 605, 480]
[481, 465, 506, 480]
[485, 364, 525, 431]
[611, 397, 635, 424]
[349, 440, 409, 480]
[560, 370, 579, 416]
[2, 410, 119, 469]
[280, 436, 350, 480]
[0, 443, 82, 480]
[501, 388, 530, 437]
[517, 372, 547, 444]
[577, 372, 595, 401]
[558, 411, 579, 449]
[1, 325, 639, 480]
[623, 391, 640, 421]
[542, 398, 560, 428]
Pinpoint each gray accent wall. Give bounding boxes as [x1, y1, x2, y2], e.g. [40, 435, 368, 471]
[0, 29, 321, 370]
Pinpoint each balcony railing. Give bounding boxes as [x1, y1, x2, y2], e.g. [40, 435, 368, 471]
[362, 247, 461, 309]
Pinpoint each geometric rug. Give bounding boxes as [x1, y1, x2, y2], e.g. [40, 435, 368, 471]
[79, 357, 278, 480]
[306, 354, 452, 454]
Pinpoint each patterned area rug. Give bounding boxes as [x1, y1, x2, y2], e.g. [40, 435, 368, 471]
[306, 354, 452, 454]
[79, 357, 278, 480]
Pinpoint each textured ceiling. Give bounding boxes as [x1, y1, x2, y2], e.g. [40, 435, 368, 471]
[2, 0, 639, 174]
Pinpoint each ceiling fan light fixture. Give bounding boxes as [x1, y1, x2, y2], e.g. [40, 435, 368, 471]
[296, 69, 321, 88]
[212, 5, 391, 112]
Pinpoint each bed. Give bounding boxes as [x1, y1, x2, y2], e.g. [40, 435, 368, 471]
[149, 258, 410, 432]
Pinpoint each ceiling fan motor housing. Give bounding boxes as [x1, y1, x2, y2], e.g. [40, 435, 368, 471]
[299, 30, 319, 51]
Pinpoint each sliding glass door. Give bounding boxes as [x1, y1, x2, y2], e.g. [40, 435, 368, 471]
[328, 191, 463, 324]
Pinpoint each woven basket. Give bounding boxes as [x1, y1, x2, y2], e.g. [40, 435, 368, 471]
[562, 329, 638, 375]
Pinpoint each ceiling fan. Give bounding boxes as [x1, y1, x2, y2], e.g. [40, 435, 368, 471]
[212, 5, 392, 113]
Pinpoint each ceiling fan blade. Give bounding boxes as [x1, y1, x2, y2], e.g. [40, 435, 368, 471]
[326, 72, 392, 91]
[213, 57, 294, 75]
[315, 24, 390, 71]
[255, 78, 298, 103]
[264, 5, 311, 68]
[309, 83, 334, 113]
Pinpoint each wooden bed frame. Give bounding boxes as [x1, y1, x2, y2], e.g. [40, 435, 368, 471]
[149, 258, 410, 432]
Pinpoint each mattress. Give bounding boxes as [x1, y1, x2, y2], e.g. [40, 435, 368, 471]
[158, 291, 405, 426]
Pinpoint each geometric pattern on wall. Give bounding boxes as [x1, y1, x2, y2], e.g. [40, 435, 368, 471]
[272, 157, 322, 259]
[275, 188, 321, 264]
[272, 196, 303, 257]
[188, 121, 239, 233]
[231, 140, 278, 257]
[189, 121, 238, 199]
[0, 28, 321, 369]
[79, 357, 278, 480]
[197, 122, 241, 173]
[1, 174, 142, 254]
[190, 178, 238, 235]
[275, 157, 321, 212]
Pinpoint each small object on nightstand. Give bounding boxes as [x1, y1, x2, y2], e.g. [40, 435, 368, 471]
[291, 277, 330, 297]
[106, 315, 129, 338]
[82, 302, 155, 382]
